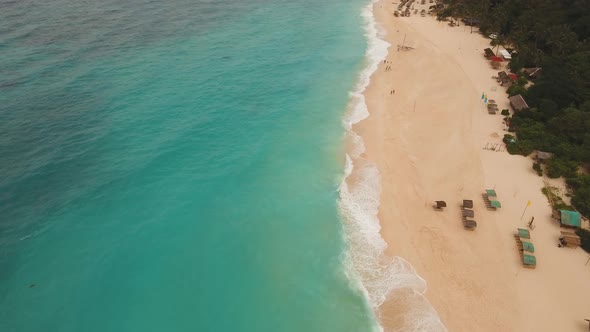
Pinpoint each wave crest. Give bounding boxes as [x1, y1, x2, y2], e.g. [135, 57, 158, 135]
[338, 1, 447, 331]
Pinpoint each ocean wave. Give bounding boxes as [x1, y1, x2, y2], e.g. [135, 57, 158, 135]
[338, 1, 447, 331]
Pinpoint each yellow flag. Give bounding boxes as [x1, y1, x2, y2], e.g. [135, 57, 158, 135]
[527, 200, 531, 206]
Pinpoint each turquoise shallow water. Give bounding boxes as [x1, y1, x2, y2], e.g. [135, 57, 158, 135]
[0, 0, 375, 331]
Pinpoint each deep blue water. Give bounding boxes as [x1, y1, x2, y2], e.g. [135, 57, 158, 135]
[0, 0, 375, 331]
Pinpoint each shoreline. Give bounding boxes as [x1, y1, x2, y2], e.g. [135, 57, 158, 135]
[347, 0, 590, 330]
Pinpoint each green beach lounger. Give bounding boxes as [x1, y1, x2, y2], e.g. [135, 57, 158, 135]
[523, 254, 536, 268]
[521, 241, 535, 253]
[518, 228, 530, 239]
[485, 189, 497, 197]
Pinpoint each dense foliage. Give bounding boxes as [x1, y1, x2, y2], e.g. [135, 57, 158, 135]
[438, 0, 590, 217]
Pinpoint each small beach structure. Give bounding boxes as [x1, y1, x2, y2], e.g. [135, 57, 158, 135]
[499, 49, 512, 60]
[524, 67, 542, 79]
[535, 151, 553, 163]
[558, 210, 582, 229]
[433, 200, 447, 211]
[509, 94, 529, 112]
[497, 71, 511, 86]
[559, 230, 581, 248]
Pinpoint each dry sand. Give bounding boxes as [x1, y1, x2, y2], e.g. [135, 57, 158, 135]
[353, 1, 590, 331]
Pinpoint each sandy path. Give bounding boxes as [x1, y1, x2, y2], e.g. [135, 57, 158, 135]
[354, 1, 590, 331]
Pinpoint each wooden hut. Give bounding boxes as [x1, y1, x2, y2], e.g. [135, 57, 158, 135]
[560, 230, 581, 248]
[535, 151, 553, 163]
[509, 94, 529, 112]
[524, 67, 542, 79]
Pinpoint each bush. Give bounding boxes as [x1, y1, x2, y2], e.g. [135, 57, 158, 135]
[575, 228, 590, 253]
[507, 84, 528, 97]
[503, 134, 516, 144]
[501, 109, 510, 116]
[546, 158, 578, 178]
[569, 175, 590, 217]
[506, 140, 534, 156]
[517, 76, 528, 86]
[533, 162, 543, 176]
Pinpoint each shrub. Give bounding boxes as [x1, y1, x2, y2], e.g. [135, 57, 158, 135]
[507, 84, 527, 97]
[569, 175, 590, 216]
[506, 140, 534, 156]
[501, 109, 510, 116]
[546, 158, 578, 178]
[575, 228, 590, 253]
[533, 162, 543, 176]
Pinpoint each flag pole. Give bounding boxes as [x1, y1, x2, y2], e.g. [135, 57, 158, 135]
[520, 201, 531, 220]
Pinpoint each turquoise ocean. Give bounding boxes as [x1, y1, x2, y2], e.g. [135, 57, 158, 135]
[0, 0, 405, 331]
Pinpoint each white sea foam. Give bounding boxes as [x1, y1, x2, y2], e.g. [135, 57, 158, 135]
[338, 1, 447, 331]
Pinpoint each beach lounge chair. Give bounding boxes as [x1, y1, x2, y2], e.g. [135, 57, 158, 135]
[485, 189, 497, 197]
[518, 228, 530, 239]
[482, 193, 500, 210]
[461, 200, 473, 209]
[522, 254, 536, 269]
[520, 241, 535, 253]
[433, 201, 447, 211]
[463, 219, 477, 230]
[462, 209, 475, 218]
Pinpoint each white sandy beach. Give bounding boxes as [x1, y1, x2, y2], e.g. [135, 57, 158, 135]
[352, 1, 590, 331]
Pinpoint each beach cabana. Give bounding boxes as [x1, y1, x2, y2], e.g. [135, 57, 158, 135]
[521, 241, 535, 253]
[522, 254, 536, 269]
[462, 200, 473, 209]
[509, 94, 529, 112]
[518, 228, 530, 239]
[559, 210, 581, 228]
[433, 200, 447, 211]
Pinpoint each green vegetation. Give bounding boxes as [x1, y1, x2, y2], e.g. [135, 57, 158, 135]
[575, 229, 590, 253]
[437, 0, 590, 217]
[532, 162, 543, 176]
[541, 186, 573, 212]
[501, 109, 510, 116]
